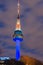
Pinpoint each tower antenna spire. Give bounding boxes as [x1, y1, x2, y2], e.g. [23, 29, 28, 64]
[17, 0, 20, 15]
[15, 0, 21, 30]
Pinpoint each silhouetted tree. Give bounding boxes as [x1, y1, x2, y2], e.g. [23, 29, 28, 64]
[4, 59, 25, 65]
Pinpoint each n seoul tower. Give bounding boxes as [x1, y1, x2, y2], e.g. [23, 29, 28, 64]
[13, 0, 23, 60]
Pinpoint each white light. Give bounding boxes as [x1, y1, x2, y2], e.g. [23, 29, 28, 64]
[0, 57, 10, 60]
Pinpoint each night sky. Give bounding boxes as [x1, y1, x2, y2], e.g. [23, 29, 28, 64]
[0, 0, 43, 61]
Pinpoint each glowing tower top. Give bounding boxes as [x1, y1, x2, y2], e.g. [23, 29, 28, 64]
[15, 0, 21, 30]
[13, 0, 23, 42]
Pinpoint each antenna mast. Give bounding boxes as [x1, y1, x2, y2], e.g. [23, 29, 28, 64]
[17, 0, 20, 15]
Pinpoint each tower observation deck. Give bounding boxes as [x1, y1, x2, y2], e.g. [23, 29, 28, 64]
[13, 0, 23, 60]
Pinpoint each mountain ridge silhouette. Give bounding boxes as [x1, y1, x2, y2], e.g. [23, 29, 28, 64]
[20, 56, 43, 65]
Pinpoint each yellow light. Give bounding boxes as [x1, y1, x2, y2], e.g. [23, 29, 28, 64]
[16, 19, 21, 30]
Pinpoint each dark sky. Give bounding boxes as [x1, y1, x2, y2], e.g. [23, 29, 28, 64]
[0, 0, 43, 61]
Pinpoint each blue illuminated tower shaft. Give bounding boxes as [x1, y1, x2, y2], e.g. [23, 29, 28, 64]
[16, 40, 20, 60]
[13, 30, 23, 60]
